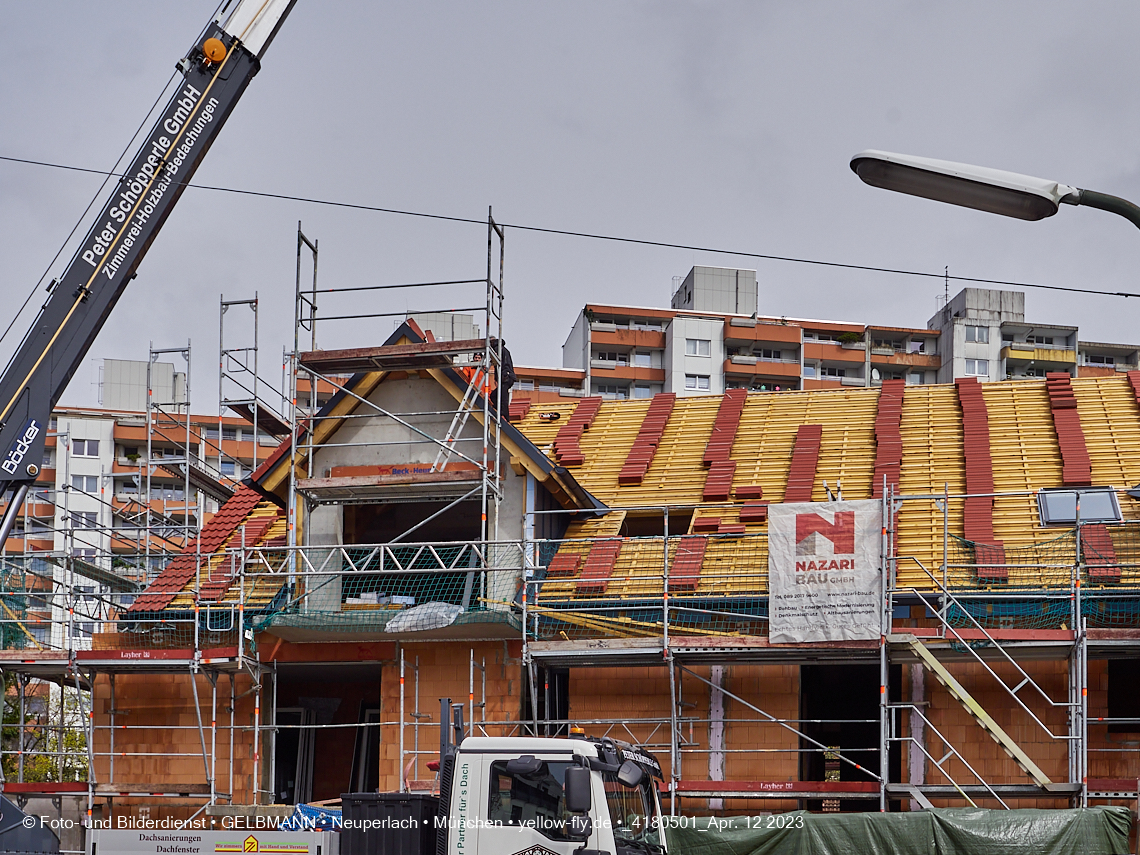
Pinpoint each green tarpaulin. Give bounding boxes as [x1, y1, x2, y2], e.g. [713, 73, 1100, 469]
[664, 807, 1132, 855]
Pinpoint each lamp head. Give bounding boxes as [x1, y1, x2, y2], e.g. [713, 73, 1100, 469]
[851, 150, 1080, 221]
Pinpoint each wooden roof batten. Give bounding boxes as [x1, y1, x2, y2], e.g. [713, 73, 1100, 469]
[298, 338, 489, 373]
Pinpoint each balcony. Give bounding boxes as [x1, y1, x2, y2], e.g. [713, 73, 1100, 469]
[722, 357, 801, 379]
[803, 342, 867, 363]
[589, 363, 666, 383]
[1001, 345, 1077, 365]
[590, 328, 666, 349]
[722, 319, 801, 346]
[868, 351, 941, 370]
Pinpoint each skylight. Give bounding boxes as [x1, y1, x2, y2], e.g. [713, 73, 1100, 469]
[1037, 488, 1121, 527]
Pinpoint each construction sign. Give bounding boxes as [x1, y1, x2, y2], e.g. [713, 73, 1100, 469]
[768, 500, 883, 643]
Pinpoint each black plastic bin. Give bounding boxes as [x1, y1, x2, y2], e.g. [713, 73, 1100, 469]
[340, 792, 439, 855]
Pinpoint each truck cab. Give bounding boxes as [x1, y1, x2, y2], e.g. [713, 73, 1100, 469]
[441, 735, 667, 855]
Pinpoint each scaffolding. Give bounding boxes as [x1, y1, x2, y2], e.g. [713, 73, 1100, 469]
[518, 490, 1140, 814]
[219, 292, 292, 474]
[1, 487, 1138, 820]
[288, 212, 506, 547]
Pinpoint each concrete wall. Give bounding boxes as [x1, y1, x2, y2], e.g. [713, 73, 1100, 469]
[666, 316, 727, 396]
[562, 312, 590, 371]
[101, 359, 184, 411]
[671, 267, 758, 316]
[307, 374, 527, 546]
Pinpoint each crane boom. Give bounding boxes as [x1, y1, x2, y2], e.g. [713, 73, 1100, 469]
[0, 0, 296, 543]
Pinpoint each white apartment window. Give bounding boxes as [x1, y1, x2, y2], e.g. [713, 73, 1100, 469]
[515, 379, 535, 390]
[685, 374, 710, 391]
[220, 460, 237, 476]
[820, 366, 846, 378]
[965, 358, 989, 376]
[1026, 335, 1053, 346]
[72, 511, 98, 529]
[222, 427, 238, 442]
[596, 384, 628, 399]
[907, 372, 925, 385]
[72, 439, 99, 457]
[633, 351, 652, 367]
[908, 340, 926, 354]
[685, 339, 711, 357]
[803, 365, 817, 378]
[1088, 354, 1115, 366]
[42, 452, 52, 468]
[71, 475, 98, 493]
[964, 325, 989, 343]
[758, 349, 782, 361]
[634, 385, 654, 399]
[595, 351, 628, 365]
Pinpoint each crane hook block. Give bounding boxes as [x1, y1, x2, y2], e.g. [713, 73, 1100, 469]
[202, 38, 227, 63]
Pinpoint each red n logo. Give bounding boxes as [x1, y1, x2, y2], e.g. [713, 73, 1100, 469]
[795, 512, 855, 554]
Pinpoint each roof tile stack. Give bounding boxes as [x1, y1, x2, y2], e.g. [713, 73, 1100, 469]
[545, 551, 582, 578]
[508, 400, 532, 423]
[198, 512, 281, 603]
[872, 379, 906, 498]
[575, 539, 623, 595]
[619, 393, 676, 485]
[1045, 373, 1092, 487]
[736, 485, 769, 524]
[739, 502, 769, 523]
[956, 378, 1005, 582]
[1082, 523, 1121, 584]
[553, 396, 603, 466]
[1127, 371, 1140, 406]
[129, 486, 266, 612]
[702, 389, 747, 467]
[702, 461, 737, 501]
[783, 424, 823, 502]
[669, 536, 707, 592]
[700, 389, 747, 501]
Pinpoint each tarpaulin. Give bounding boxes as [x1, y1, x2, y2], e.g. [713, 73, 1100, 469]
[664, 807, 1132, 855]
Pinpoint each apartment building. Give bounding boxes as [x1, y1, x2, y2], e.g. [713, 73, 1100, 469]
[547, 266, 938, 401]
[513, 266, 1138, 403]
[0, 361, 285, 650]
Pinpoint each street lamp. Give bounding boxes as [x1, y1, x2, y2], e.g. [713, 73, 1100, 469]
[850, 150, 1140, 230]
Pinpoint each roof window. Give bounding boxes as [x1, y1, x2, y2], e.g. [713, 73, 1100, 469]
[1037, 488, 1121, 526]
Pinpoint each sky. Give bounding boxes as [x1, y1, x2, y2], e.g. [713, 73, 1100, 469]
[3, 1, 1140, 411]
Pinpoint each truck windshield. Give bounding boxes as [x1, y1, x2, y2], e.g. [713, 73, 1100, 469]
[602, 771, 663, 853]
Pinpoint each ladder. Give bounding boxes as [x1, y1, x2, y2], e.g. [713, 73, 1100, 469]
[899, 633, 1052, 788]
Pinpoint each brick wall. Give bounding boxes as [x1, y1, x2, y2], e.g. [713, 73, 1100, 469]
[378, 640, 523, 793]
[91, 670, 258, 821]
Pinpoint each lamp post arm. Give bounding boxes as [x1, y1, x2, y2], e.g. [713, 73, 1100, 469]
[1067, 189, 1140, 231]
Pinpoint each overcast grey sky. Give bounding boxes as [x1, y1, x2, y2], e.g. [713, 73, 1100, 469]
[3, 2, 1140, 410]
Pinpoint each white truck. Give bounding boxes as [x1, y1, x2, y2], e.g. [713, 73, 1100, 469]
[342, 699, 668, 855]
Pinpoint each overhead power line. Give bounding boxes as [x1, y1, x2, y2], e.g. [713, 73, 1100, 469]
[3, 152, 1138, 300]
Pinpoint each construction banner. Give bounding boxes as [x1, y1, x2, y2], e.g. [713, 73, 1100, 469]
[768, 500, 883, 643]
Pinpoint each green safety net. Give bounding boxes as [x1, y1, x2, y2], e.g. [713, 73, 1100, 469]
[665, 807, 1131, 855]
[247, 544, 522, 637]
